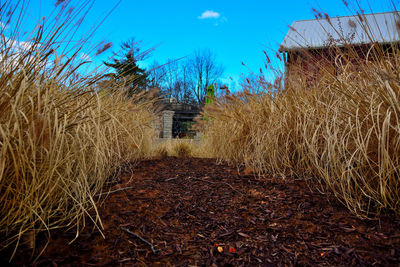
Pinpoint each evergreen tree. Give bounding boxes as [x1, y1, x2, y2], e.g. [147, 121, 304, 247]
[205, 84, 215, 105]
[104, 39, 150, 97]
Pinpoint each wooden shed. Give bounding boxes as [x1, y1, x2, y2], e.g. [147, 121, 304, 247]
[279, 11, 400, 87]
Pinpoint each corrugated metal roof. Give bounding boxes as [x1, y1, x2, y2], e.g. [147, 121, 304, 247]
[279, 11, 400, 52]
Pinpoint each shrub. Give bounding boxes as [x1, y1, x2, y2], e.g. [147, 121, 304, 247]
[172, 141, 193, 158]
[155, 145, 169, 158]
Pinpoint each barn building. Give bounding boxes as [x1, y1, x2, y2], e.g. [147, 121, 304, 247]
[279, 11, 400, 87]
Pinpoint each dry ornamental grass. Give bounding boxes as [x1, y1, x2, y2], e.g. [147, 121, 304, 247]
[199, 6, 400, 219]
[0, 0, 155, 260]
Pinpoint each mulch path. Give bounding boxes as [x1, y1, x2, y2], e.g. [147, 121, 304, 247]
[2, 157, 400, 266]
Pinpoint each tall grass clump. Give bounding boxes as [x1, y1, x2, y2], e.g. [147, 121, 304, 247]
[200, 8, 400, 218]
[152, 138, 203, 158]
[0, 1, 155, 258]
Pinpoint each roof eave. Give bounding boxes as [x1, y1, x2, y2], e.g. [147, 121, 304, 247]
[279, 40, 400, 53]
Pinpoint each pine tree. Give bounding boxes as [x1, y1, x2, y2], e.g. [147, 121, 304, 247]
[104, 39, 150, 97]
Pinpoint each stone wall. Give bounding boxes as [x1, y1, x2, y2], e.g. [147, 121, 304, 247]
[162, 110, 174, 138]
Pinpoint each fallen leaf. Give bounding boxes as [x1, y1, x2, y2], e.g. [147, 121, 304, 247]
[243, 166, 254, 175]
[217, 246, 223, 253]
[249, 189, 263, 197]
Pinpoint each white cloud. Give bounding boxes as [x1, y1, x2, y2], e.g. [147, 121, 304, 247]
[3, 37, 37, 52]
[215, 16, 228, 26]
[19, 41, 34, 51]
[0, 37, 43, 72]
[0, 21, 7, 30]
[80, 52, 91, 61]
[198, 10, 220, 19]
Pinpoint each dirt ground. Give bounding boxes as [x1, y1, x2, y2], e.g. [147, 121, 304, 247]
[2, 157, 400, 266]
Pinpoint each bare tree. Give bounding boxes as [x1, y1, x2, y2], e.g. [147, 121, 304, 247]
[147, 61, 167, 89]
[146, 49, 223, 105]
[163, 59, 180, 101]
[175, 62, 195, 103]
[187, 49, 224, 105]
[160, 58, 194, 103]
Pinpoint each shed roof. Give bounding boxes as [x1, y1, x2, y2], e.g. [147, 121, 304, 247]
[279, 11, 400, 52]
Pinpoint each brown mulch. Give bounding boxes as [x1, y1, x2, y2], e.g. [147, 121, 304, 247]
[2, 157, 400, 266]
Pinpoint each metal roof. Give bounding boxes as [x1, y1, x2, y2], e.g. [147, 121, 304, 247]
[279, 11, 400, 52]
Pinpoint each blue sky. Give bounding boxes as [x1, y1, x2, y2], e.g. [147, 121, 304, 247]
[21, 0, 396, 87]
